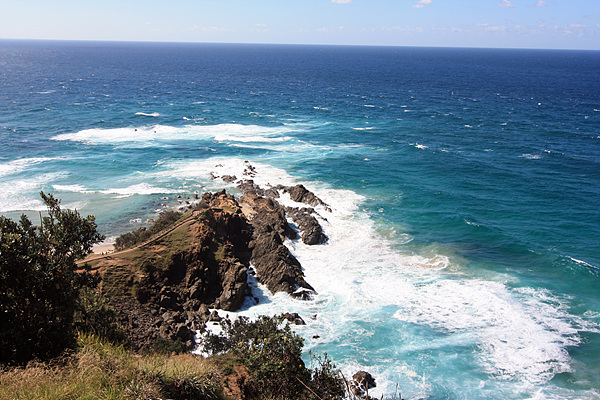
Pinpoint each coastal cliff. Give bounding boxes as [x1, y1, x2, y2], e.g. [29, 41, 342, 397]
[85, 181, 329, 351]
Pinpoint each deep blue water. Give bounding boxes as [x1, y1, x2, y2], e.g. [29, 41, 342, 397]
[1, 40, 599, 399]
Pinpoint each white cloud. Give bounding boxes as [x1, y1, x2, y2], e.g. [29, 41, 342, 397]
[498, 0, 517, 8]
[332, 0, 351, 3]
[188, 25, 234, 33]
[534, 0, 547, 6]
[384, 26, 424, 33]
[412, 0, 432, 8]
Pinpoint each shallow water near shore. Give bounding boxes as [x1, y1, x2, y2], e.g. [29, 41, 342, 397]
[1, 40, 599, 399]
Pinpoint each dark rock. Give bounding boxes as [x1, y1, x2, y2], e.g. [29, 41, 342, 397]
[158, 291, 181, 310]
[276, 184, 330, 211]
[199, 303, 210, 316]
[351, 371, 377, 398]
[282, 312, 306, 325]
[240, 191, 296, 240]
[209, 310, 222, 322]
[250, 231, 313, 294]
[174, 323, 195, 342]
[286, 207, 327, 245]
[353, 371, 376, 389]
[222, 175, 237, 183]
[291, 288, 315, 301]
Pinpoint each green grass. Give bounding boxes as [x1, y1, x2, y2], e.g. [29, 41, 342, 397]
[100, 265, 139, 298]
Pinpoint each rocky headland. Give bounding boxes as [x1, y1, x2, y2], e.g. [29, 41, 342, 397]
[85, 171, 331, 352]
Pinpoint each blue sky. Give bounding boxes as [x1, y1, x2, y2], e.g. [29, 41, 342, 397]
[1, 0, 599, 49]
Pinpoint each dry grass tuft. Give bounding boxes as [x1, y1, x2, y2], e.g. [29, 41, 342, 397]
[0, 334, 222, 400]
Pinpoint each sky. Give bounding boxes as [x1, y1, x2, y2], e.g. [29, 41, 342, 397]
[1, 0, 599, 50]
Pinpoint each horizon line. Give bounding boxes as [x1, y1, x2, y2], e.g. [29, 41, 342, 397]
[1, 37, 598, 52]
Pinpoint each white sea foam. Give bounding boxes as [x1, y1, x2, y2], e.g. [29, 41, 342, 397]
[0, 157, 60, 177]
[135, 112, 160, 117]
[52, 123, 296, 146]
[52, 184, 87, 192]
[190, 158, 596, 397]
[567, 256, 596, 270]
[98, 183, 178, 197]
[521, 153, 543, 160]
[152, 158, 298, 192]
[214, 134, 293, 143]
[0, 172, 68, 212]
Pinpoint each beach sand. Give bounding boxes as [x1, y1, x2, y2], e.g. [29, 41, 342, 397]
[92, 242, 115, 255]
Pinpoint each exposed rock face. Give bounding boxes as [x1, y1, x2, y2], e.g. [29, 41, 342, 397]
[238, 187, 313, 295]
[88, 190, 253, 351]
[285, 206, 327, 245]
[235, 178, 332, 295]
[250, 230, 313, 294]
[282, 312, 306, 325]
[276, 184, 330, 210]
[87, 178, 328, 352]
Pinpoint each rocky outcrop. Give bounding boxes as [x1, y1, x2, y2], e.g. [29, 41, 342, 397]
[238, 187, 313, 295]
[235, 178, 332, 296]
[285, 206, 327, 245]
[87, 178, 328, 351]
[282, 312, 306, 325]
[88, 190, 253, 351]
[275, 184, 331, 211]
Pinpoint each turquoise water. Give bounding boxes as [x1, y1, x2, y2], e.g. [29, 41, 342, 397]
[1, 40, 599, 399]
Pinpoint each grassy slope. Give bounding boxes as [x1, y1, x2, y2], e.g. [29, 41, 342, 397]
[0, 334, 225, 400]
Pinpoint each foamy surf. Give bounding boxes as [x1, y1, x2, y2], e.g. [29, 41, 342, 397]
[0, 157, 62, 177]
[194, 158, 597, 399]
[51, 123, 296, 146]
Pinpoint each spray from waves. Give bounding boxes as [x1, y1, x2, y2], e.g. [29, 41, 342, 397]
[51, 124, 297, 146]
[182, 157, 600, 399]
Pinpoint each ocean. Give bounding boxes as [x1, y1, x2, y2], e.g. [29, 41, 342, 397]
[1, 39, 599, 399]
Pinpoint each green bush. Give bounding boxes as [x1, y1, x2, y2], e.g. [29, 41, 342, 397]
[114, 210, 182, 251]
[74, 287, 127, 345]
[201, 314, 345, 400]
[0, 192, 104, 365]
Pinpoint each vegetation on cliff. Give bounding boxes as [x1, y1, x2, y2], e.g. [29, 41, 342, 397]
[0, 192, 105, 364]
[0, 191, 385, 399]
[0, 319, 354, 400]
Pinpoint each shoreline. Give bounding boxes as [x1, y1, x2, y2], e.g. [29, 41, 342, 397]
[92, 242, 114, 255]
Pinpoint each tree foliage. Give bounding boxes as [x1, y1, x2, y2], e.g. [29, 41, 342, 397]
[0, 192, 105, 364]
[202, 314, 345, 400]
[114, 210, 182, 251]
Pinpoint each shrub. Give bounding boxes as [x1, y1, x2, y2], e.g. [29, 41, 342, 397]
[201, 314, 345, 400]
[308, 352, 346, 400]
[0, 192, 104, 365]
[74, 287, 127, 345]
[114, 210, 183, 251]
